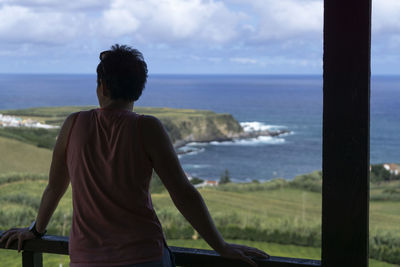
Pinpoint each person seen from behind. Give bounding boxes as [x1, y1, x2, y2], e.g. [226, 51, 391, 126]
[0, 44, 270, 267]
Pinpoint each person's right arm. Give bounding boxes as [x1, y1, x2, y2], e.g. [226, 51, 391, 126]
[141, 115, 269, 266]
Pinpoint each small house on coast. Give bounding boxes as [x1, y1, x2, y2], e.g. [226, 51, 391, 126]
[195, 180, 219, 188]
[383, 163, 400, 175]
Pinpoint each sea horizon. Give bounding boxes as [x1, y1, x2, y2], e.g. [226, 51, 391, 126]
[1, 72, 400, 76]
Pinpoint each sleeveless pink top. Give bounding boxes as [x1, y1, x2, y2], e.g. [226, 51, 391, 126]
[66, 108, 164, 267]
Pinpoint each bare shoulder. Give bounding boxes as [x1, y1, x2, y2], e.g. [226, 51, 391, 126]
[139, 114, 173, 156]
[139, 114, 188, 192]
[52, 112, 80, 156]
[61, 112, 79, 133]
[57, 112, 80, 142]
[140, 114, 163, 129]
[140, 114, 167, 137]
[65, 112, 80, 123]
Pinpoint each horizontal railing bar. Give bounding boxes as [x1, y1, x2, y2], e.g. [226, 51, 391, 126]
[0, 232, 321, 267]
[170, 246, 320, 267]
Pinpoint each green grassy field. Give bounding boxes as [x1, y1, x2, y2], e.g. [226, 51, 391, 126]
[0, 136, 51, 174]
[167, 239, 398, 267]
[0, 175, 399, 265]
[0, 106, 399, 266]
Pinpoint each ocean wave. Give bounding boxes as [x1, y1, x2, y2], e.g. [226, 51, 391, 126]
[176, 144, 206, 156]
[210, 136, 285, 146]
[240, 121, 287, 132]
[183, 164, 210, 169]
[178, 122, 288, 154]
[279, 131, 294, 137]
[185, 142, 208, 147]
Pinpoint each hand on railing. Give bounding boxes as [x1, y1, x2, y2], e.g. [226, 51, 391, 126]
[0, 227, 36, 252]
[218, 242, 270, 267]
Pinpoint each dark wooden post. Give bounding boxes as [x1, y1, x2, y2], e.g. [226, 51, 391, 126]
[22, 251, 43, 267]
[322, 0, 371, 266]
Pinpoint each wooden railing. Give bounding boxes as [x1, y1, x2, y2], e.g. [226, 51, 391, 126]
[0, 232, 321, 267]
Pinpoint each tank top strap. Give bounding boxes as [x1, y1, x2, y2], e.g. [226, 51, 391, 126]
[137, 114, 151, 163]
[64, 112, 80, 164]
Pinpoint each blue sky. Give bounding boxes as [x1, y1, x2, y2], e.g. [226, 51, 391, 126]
[0, 0, 399, 74]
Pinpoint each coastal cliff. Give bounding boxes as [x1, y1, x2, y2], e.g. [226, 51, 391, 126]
[153, 110, 244, 146]
[131, 108, 289, 147]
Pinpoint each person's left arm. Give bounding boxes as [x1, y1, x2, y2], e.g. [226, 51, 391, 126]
[0, 112, 78, 252]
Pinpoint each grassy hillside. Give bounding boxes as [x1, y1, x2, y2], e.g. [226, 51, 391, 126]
[0, 136, 51, 174]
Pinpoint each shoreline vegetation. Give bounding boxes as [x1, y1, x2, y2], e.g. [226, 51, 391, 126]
[0, 106, 399, 266]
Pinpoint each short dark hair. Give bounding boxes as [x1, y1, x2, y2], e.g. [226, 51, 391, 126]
[97, 44, 148, 102]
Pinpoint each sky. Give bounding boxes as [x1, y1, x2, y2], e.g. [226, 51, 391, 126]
[0, 0, 399, 74]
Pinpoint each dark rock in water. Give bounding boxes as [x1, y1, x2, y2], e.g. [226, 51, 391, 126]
[236, 129, 290, 139]
[176, 148, 197, 155]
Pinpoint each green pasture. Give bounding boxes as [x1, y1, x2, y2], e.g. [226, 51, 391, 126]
[153, 186, 322, 234]
[0, 136, 51, 174]
[0, 171, 399, 264]
[167, 239, 398, 267]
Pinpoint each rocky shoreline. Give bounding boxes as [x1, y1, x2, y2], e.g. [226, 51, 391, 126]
[174, 127, 291, 153]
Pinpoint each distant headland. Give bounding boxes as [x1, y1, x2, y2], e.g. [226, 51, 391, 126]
[0, 106, 290, 150]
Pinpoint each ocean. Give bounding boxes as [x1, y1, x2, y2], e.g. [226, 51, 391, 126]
[0, 74, 399, 182]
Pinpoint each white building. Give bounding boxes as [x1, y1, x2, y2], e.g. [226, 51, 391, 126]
[383, 163, 400, 175]
[195, 180, 219, 188]
[0, 114, 58, 129]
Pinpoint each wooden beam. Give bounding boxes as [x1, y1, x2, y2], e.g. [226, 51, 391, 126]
[322, 0, 371, 266]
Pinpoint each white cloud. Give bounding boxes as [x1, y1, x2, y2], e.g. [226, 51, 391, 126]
[0, 0, 398, 74]
[0, 4, 86, 43]
[0, 0, 110, 10]
[100, 0, 244, 43]
[241, 0, 400, 40]
[248, 0, 323, 41]
[372, 0, 400, 34]
[0, 0, 399, 46]
[102, 8, 140, 36]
